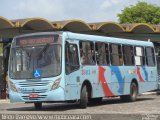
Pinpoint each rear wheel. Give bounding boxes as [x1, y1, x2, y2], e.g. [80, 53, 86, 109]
[130, 82, 138, 102]
[79, 85, 88, 108]
[120, 82, 138, 102]
[34, 103, 42, 109]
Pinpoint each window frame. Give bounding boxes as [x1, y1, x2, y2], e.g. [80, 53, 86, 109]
[79, 41, 96, 65]
[122, 44, 135, 66]
[95, 42, 110, 66]
[134, 46, 145, 66]
[145, 47, 156, 67]
[65, 42, 80, 75]
[109, 43, 123, 66]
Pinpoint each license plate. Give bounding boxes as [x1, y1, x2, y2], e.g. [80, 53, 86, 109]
[29, 93, 39, 98]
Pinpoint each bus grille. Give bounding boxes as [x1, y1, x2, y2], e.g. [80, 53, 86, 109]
[22, 95, 47, 100]
[21, 89, 48, 94]
[17, 80, 51, 87]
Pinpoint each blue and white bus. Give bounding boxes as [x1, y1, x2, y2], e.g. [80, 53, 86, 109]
[8, 32, 158, 109]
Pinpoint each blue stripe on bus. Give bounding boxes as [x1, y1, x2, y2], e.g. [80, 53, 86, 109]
[110, 66, 124, 94]
[141, 66, 148, 81]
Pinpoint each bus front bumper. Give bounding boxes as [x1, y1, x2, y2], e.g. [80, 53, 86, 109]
[9, 87, 65, 103]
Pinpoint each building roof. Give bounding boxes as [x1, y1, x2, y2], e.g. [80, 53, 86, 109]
[0, 16, 160, 38]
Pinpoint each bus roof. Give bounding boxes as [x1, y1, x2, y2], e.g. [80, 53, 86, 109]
[13, 31, 153, 47]
[64, 32, 153, 47]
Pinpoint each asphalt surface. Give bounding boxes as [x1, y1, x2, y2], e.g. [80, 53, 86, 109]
[0, 95, 160, 120]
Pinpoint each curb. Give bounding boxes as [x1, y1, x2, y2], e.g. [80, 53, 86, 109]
[0, 99, 10, 104]
[141, 91, 159, 95]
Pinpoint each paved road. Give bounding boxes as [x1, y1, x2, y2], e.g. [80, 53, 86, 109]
[0, 95, 160, 120]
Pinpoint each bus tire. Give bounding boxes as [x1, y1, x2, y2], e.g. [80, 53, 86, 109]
[34, 103, 42, 109]
[120, 82, 138, 102]
[79, 85, 88, 108]
[129, 82, 138, 102]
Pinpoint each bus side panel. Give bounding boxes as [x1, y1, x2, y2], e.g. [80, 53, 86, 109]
[109, 66, 137, 96]
[137, 66, 157, 93]
[92, 66, 112, 98]
[64, 65, 107, 100]
[64, 60, 158, 100]
[65, 71, 80, 100]
[80, 66, 105, 98]
[138, 82, 157, 93]
[110, 65, 157, 96]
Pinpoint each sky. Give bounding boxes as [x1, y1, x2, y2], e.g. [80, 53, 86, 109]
[0, 0, 160, 23]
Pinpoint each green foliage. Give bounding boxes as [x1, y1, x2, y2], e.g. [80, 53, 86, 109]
[118, 2, 160, 24]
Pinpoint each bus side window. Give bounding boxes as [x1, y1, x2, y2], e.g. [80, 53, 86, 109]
[145, 47, 155, 66]
[123, 45, 134, 66]
[79, 41, 95, 65]
[110, 44, 123, 66]
[65, 42, 79, 74]
[134, 46, 145, 66]
[95, 42, 109, 65]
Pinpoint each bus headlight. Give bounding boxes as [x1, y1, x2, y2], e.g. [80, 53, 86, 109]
[51, 78, 61, 90]
[9, 81, 18, 92]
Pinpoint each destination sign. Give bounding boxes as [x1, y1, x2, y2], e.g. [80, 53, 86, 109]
[16, 35, 59, 46]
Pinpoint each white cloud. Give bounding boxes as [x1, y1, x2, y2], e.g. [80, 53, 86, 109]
[100, 0, 121, 10]
[13, 0, 66, 20]
[0, 0, 159, 22]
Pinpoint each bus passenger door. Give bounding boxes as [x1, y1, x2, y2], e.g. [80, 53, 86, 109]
[65, 41, 80, 100]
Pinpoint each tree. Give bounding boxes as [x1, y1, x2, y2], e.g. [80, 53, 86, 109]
[118, 2, 160, 24]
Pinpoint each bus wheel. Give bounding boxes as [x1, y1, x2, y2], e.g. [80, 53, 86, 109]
[129, 82, 138, 102]
[120, 82, 138, 102]
[79, 85, 88, 108]
[34, 103, 42, 109]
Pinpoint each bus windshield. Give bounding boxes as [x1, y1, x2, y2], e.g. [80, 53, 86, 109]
[9, 35, 61, 79]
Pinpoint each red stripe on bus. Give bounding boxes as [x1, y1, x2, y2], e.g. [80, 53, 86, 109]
[99, 67, 114, 97]
[137, 66, 145, 82]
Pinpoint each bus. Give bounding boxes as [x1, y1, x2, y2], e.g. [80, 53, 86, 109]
[8, 32, 158, 109]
